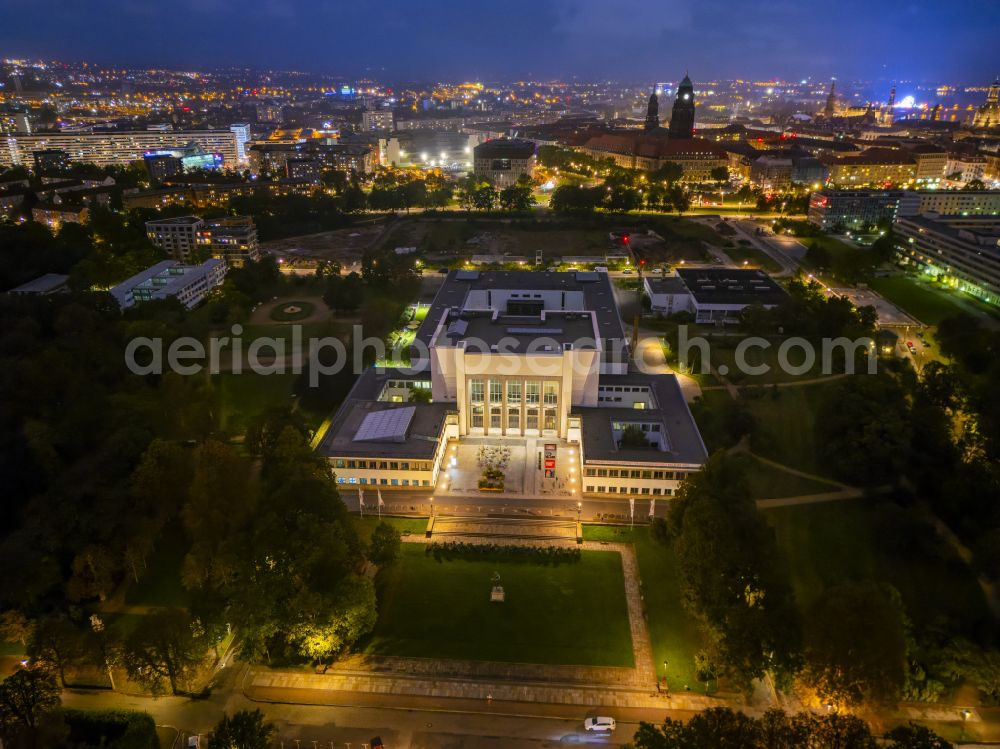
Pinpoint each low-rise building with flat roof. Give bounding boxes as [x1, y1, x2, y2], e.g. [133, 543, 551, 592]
[645, 268, 787, 323]
[110, 259, 226, 310]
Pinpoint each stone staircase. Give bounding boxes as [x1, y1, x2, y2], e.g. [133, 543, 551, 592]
[429, 515, 579, 542]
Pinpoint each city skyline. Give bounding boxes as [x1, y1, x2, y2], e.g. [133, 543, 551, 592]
[1, 0, 999, 82]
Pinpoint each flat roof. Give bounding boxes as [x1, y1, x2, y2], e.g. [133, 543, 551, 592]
[315, 368, 449, 460]
[6, 273, 70, 294]
[676, 268, 787, 306]
[414, 271, 627, 367]
[645, 276, 688, 295]
[433, 311, 599, 352]
[578, 374, 707, 466]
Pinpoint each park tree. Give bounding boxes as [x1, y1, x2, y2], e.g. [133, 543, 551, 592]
[816, 374, 912, 486]
[209, 709, 275, 749]
[0, 665, 61, 743]
[710, 166, 729, 187]
[885, 723, 952, 749]
[472, 185, 499, 211]
[368, 521, 402, 565]
[668, 452, 802, 692]
[650, 161, 684, 187]
[0, 610, 33, 648]
[66, 544, 117, 602]
[120, 609, 204, 695]
[182, 440, 254, 589]
[499, 185, 534, 212]
[801, 581, 907, 707]
[668, 186, 690, 215]
[28, 616, 87, 688]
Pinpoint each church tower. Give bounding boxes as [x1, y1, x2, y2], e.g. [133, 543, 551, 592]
[823, 81, 837, 119]
[668, 73, 695, 138]
[645, 90, 659, 131]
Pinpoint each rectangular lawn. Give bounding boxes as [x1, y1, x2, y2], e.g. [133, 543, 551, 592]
[367, 544, 634, 667]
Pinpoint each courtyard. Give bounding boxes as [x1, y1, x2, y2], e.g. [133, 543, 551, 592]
[365, 544, 635, 667]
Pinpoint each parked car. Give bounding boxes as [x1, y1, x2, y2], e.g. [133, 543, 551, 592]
[438, 267, 449, 274]
[621, 269, 634, 275]
[651, 267, 663, 274]
[584, 717, 616, 732]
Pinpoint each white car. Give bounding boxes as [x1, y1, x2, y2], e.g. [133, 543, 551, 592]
[584, 717, 616, 732]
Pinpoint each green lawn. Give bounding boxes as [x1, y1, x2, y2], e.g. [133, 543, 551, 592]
[269, 300, 317, 322]
[632, 529, 710, 691]
[124, 534, 190, 608]
[351, 515, 428, 543]
[707, 337, 825, 385]
[868, 275, 974, 326]
[744, 383, 835, 477]
[724, 245, 782, 274]
[366, 544, 634, 667]
[764, 500, 992, 640]
[214, 371, 301, 433]
[740, 455, 838, 499]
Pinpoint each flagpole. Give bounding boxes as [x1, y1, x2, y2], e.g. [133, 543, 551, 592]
[359, 488, 364, 517]
[377, 489, 383, 519]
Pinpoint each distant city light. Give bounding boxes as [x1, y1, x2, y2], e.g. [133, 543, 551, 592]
[896, 95, 916, 109]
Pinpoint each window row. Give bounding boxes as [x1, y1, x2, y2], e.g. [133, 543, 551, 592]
[467, 379, 558, 406]
[584, 467, 686, 480]
[336, 477, 432, 487]
[469, 405, 558, 431]
[585, 485, 674, 496]
[333, 459, 432, 471]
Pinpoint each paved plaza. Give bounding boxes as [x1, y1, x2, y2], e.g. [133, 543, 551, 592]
[828, 286, 922, 327]
[436, 437, 582, 499]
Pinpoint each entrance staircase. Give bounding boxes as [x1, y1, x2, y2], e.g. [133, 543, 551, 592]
[428, 515, 580, 543]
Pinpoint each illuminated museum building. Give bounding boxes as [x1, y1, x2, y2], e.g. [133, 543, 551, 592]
[316, 271, 707, 499]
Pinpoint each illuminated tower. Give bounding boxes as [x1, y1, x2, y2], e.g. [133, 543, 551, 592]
[645, 90, 659, 131]
[668, 72, 695, 138]
[823, 81, 837, 119]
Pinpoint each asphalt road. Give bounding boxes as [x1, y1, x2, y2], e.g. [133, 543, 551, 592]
[60, 663, 666, 749]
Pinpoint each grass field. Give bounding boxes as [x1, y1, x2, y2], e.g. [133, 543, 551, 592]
[741, 455, 839, 499]
[868, 275, 978, 326]
[632, 530, 710, 691]
[366, 544, 634, 666]
[706, 337, 825, 385]
[764, 500, 992, 640]
[723, 245, 782, 273]
[582, 525, 708, 690]
[351, 515, 428, 543]
[125, 534, 190, 608]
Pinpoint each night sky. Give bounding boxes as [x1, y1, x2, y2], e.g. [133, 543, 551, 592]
[2, 0, 998, 82]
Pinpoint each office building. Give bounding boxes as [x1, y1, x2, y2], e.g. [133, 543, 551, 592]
[808, 189, 906, 229]
[895, 214, 1000, 306]
[579, 133, 728, 183]
[229, 123, 251, 165]
[315, 270, 707, 498]
[145, 216, 205, 262]
[473, 139, 536, 187]
[110, 259, 226, 310]
[146, 215, 260, 266]
[361, 110, 394, 132]
[822, 148, 917, 187]
[198, 216, 260, 267]
[644, 268, 787, 323]
[6, 273, 70, 296]
[1, 130, 240, 169]
[897, 190, 1000, 217]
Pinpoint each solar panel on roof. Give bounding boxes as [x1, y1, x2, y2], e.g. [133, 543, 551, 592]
[447, 319, 468, 336]
[353, 406, 415, 443]
[455, 270, 480, 280]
